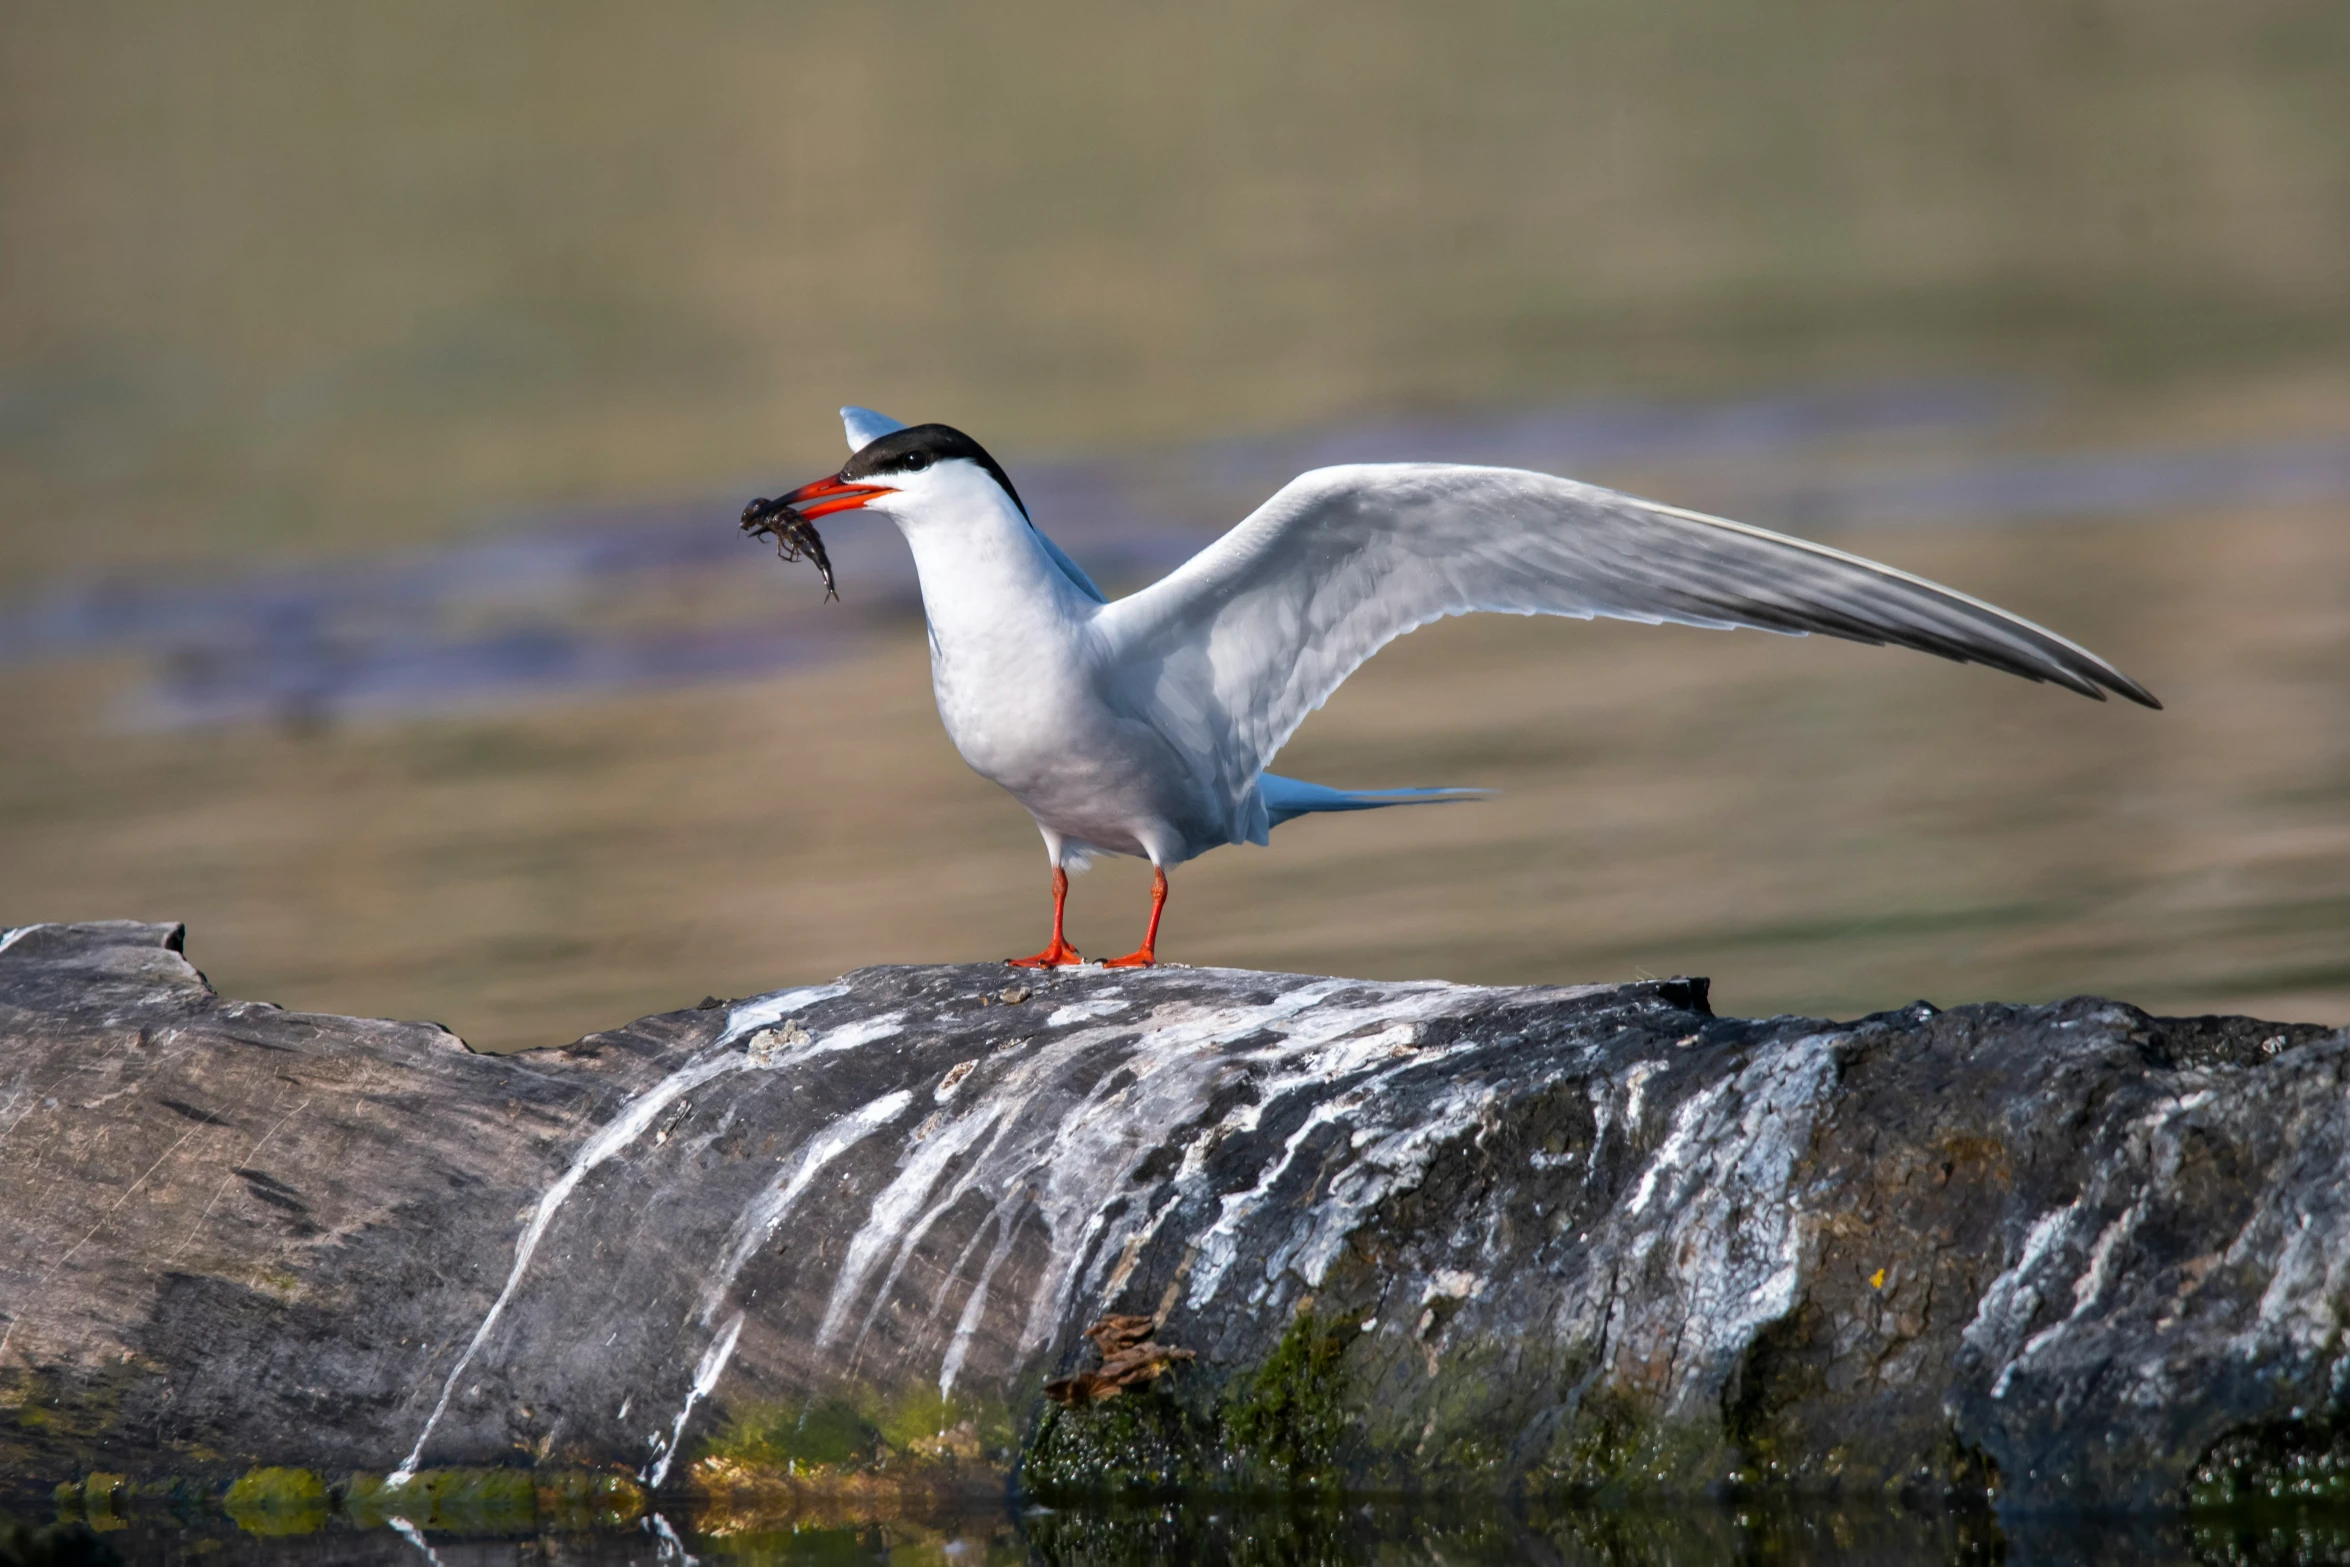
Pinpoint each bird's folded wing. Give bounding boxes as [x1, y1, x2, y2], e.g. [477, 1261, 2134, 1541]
[1096, 462, 2157, 815]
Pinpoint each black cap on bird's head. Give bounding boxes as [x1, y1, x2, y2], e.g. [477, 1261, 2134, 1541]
[839, 423, 1029, 518]
[740, 419, 1026, 602]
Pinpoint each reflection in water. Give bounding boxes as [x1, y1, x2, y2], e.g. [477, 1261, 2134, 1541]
[24, 1494, 2350, 1566]
[1014, 1496, 2004, 1565]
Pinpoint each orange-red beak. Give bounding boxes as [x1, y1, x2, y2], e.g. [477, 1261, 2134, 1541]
[776, 473, 895, 520]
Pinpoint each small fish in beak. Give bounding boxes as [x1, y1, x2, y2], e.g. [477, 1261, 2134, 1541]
[739, 473, 897, 602]
[740, 494, 839, 601]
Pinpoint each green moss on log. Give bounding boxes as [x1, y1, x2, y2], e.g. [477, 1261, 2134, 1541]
[51, 1465, 645, 1539]
[1023, 1384, 1217, 1495]
[703, 1398, 882, 1471]
[534, 1470, 649, 1529]
[0, 1366, 158, 1480]
[1529, 1386, 1732, 1501]
[696, 1385, 1012, 1481]
[1217, 1311, 1354, 1489]
[344, 1467, 538, 1533]
[221, 1467, 328, 1535]
[2191, 1411, 2350, 1509]
[1023, 1310, 1362, 1497]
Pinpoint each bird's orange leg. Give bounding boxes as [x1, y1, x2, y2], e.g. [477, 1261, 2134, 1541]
[1102, 866, 1168, 968]
[1007, 867, 1085, 967]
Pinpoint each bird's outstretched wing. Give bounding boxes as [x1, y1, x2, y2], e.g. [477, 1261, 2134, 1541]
[1097, 462, 2158, 817]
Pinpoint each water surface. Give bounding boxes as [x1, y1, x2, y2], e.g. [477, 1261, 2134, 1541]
[27, 1492, 2343, 1567]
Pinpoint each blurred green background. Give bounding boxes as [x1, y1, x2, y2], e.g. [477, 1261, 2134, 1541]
[4, 1, 2348, 1049]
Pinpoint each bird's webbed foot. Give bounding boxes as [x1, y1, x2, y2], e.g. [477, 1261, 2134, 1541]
[1007, 939, 1086, 969]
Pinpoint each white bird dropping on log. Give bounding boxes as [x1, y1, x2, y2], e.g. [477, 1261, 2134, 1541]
[745, 406, 2159, 968]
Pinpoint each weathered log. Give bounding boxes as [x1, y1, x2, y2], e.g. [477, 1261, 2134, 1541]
[2, 919, 2345, 1520]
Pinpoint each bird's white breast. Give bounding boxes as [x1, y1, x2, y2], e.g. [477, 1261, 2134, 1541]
[880, 471, 1205, 859]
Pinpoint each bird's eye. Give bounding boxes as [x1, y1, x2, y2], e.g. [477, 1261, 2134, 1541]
[901, 452, 931, 473]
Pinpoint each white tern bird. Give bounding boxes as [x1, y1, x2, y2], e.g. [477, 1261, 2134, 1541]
[741, 405, 2158, 969]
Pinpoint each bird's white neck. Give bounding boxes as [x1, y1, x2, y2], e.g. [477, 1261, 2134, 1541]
[869, 471, 1103, 788]
[880, 475, 1094, 652]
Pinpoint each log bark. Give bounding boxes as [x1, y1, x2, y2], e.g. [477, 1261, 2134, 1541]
[2, 919, 2345, 1518]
